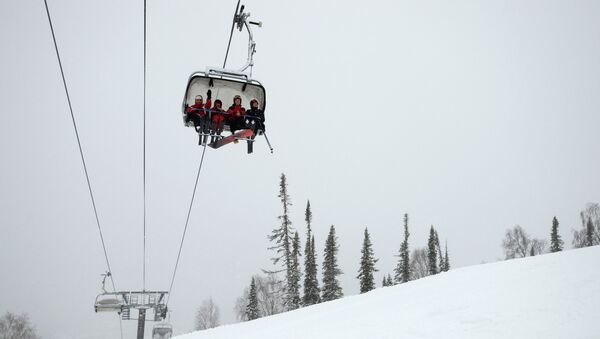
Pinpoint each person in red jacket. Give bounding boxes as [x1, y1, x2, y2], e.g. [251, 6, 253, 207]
[210, 99, 225, 143]
[185, 90, 212, 144]
[226, 95, 246, 136]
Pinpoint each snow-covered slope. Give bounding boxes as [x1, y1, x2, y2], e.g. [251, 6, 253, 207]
[176, 246, 600, 339]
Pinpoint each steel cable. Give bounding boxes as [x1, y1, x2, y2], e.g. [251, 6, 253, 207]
[43, 0, 117, 293]
[143, 0, 147, 293]
[166, 143, 208, 305]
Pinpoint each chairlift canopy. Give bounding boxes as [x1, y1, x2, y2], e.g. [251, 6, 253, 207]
[152, 322, 173, 339]
[182, 70, 266, 127]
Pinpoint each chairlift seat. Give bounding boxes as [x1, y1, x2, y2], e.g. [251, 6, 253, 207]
[152, 322, 173, 339]
[94, 293, 125, 312]
[182, 71, 266, 129]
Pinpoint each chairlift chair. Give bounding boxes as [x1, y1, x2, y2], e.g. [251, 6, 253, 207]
[182, 69, 266, 133]
[94, 292, 125, 313]
[152, 322, 173, 339]
[182, 2, 271, 151]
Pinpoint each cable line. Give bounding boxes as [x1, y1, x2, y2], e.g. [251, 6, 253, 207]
[223, 0, 241, 68]
[166, 144, 208, 305]
[143, 0, 147, 293]
[167, 0, 246, 305]
[43, 0, 117, 293]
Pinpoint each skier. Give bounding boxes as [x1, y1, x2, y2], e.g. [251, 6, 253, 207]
[226, 95, 246, 141]
[210, 99, 225, 144]
[244, 98, 265, 153]
[185, 90, 212, 144]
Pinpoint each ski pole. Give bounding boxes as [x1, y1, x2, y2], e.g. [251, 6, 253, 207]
[262, 131, 274, 154]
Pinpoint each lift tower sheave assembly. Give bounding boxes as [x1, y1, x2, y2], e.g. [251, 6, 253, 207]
[94, 290, 170, 338]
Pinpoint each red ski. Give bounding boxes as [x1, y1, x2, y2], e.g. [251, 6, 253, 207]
[208, 129, 254, 149]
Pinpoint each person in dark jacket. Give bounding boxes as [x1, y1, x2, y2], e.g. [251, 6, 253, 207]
[245, 98, 265, 153]
[245, 98, 265, 133]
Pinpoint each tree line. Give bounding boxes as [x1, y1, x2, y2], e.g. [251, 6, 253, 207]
[194, 175, 600, 330]
[233, 173, 452, 322]
[501, 202, 600, 259]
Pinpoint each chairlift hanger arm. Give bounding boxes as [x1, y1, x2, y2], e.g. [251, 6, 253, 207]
[232, 4, 262, 73]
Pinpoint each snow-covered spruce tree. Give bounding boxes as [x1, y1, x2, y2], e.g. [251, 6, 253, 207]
[585, 218, 595, 247]
[442, 242, 450, 272]
[394, 213, 410, 284]
[550, 217, 563, 252]
[427, 226, 438, 275]
[288, 232, 302, 310]
[322, 225, 343, 301]
[382, 274, 394, 287]
[303, 201, 320, 306]
[246, 277, 259, 321]
[435, 230, 444, 270]
[267, 173, 295, 310]
[357, 227, 378, 293]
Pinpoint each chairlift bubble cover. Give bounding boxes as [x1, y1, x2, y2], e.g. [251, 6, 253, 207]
[153, 322, 173, 339]
[182, 73, 266, 126]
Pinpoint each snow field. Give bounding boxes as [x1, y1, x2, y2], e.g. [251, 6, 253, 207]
[175, 246, 600, 339]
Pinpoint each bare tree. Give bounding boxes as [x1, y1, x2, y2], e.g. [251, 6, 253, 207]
[502, 225, 531, 259]
[529, 238, 547, 256]
[195, 298, 220, 331]
[503, 225, 548, 259]
[409, 247, 429, 280]
[0, 312, 40, 339]
[234, 273, 285, 322]
[573, 203, 600, 248]
[234, 291, 250, 322]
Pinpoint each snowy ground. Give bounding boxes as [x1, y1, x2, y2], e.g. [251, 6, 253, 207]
[175, 246, 600, 339]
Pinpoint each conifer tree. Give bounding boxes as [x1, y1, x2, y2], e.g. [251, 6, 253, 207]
[442, 242, 450, 272]
[387, 274, 393, 286]
[435, 230, 444, 268]
[267, 174, 295, 309]
[322, 225, 343, 301]
[550, 217, 563, 252]
[357, 227, 378, 293]
[427, 226, 438, 275]
[382, 276, 388, 287]
[303, 201, 320, 305]
[246, 277, 259, 320]
[586, 218, 594, 247]
[394, 213, 411, 283]
[288, 232, 302, 310]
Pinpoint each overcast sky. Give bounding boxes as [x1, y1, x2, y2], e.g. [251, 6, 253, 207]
[1, 0, 599, 338]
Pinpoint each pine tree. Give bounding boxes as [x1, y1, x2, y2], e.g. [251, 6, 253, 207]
[435, 230, 444, 269]
[427, 226, 438, 275]
[322, 225, 343, 301]
[267, 174, 295, 309]
[246, 277, 259, 320]
[357, 227, 378, 293]
[382, 276, 388, 287]
[387, 274, 393, 286]
[585, 218, 594, 247]
[550, 217, 563, 252]
[302, 201, 320, 305]
[394, 213, 411, 284]
[442, 242, 450, 272]
[288, 232, 302, 310]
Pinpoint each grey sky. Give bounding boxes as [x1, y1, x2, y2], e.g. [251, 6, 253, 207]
[1, 0, 599, 338]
